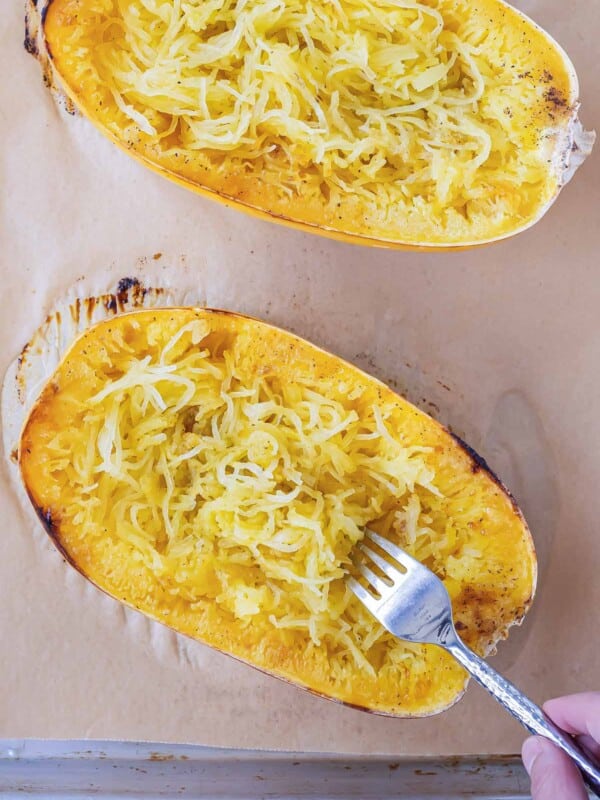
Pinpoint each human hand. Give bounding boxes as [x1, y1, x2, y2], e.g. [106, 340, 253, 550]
[522, 692, 600, 799]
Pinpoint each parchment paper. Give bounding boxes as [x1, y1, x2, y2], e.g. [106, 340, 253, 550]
[0, 0, 598, 754]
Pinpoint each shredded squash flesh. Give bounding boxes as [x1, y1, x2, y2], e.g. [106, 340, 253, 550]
[44, 0, 576, 244]
[21, 310, 536, 714]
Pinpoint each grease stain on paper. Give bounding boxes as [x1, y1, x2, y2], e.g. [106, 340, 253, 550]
[481, 389, 559, 670]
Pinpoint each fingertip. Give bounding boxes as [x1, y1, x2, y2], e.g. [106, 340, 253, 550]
[542, 692, 600, 739]
[521, 737, 588, 800]
[522, 736, 543, 775]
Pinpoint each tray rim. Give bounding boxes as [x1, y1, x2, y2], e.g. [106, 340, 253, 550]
[0, 739, 533, 799]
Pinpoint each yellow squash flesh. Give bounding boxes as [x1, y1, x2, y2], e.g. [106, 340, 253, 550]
[38, 0, 586, 249]
[19, 308, 536, 716]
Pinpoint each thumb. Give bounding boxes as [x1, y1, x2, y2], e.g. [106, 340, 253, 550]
[522, 736, 588, 800]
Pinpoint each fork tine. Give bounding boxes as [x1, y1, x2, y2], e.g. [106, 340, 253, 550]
[360, 543, 402, 581]
[365, 529, 420, 572]
[356, 561, 390, 596]
[347, 576, 380, 612]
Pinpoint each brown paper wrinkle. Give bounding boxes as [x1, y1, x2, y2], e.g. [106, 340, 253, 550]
[2, 277, 214, 674]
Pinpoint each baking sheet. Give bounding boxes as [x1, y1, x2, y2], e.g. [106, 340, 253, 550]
[0, 0, 598, 755]
[0, 741, 533, 798]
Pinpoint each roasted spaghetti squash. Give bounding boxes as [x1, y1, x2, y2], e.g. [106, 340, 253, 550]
[19, 308, 536, 715]
[36, 0, 591, 248]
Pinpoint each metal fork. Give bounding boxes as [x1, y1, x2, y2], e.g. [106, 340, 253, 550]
[349, 529, 600, 797]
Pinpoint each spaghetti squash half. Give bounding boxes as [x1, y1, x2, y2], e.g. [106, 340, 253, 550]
[36, 0, 591, 248]
[19, 308, 536, 715]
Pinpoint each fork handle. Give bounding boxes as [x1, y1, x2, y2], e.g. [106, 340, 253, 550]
[446, 639, 600, 797]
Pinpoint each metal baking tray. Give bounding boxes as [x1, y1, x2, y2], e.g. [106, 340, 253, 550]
[0, 740, 535, 798]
